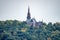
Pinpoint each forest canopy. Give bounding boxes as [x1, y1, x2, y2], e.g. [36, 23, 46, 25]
[0, 20, 60, 40]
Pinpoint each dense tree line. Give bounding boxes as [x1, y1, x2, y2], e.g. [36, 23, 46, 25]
[0, 20, 60, 40]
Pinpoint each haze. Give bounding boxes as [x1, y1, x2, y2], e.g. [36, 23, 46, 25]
[0, 0, 60, 23]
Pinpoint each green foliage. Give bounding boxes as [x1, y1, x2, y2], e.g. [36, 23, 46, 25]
[0, 20, 60, 40]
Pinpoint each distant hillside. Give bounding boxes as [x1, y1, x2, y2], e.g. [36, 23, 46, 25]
[0, 20, 60, 40]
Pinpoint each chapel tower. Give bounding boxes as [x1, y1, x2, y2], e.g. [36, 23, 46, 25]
[27, 7, 31, 20]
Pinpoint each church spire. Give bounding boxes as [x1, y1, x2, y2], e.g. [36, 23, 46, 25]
[27, 6, 31, 20]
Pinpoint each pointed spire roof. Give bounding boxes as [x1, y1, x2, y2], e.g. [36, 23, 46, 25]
[27, 6, 31, 19]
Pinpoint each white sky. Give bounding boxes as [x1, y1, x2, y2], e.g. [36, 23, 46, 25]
[0, 0, 60, 23]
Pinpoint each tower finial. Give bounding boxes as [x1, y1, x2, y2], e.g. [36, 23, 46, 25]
[28, 6, 30, 12]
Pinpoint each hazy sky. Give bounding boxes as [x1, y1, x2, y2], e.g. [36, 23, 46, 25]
[0, 0, 60, 23]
